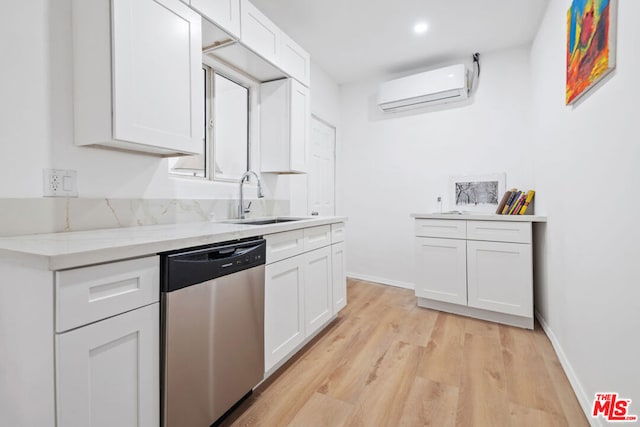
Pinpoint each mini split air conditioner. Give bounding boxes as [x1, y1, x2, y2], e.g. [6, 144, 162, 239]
[377, 64, 470, 112]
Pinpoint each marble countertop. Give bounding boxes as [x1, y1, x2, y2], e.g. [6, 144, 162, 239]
[0, 216, 346, 270]
[411, 212, 547, 222]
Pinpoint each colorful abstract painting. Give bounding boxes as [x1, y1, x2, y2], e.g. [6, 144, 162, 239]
[566, 0, 617, 104]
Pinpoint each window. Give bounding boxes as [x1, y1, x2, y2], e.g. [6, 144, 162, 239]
[169, 64, 250, 181]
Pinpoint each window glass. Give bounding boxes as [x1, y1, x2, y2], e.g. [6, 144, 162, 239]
[169, 66, 249, 181]
[212, 73, 249, 181]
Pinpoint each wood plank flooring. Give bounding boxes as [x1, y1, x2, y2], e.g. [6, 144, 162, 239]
[220, 279, 587, 427]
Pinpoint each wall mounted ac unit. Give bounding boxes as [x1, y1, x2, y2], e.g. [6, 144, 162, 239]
[377, 64, 470, 112]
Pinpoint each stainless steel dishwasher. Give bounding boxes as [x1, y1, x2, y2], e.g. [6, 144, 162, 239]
[160, 238, 266, 427]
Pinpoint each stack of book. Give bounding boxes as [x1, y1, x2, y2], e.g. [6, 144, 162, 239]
[496, 189, 535, 215]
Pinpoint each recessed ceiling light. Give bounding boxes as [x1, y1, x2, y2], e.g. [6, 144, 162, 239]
[413, 22, 428, 34]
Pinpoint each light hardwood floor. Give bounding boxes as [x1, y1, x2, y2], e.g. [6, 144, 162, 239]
[221, 279, 588, 427]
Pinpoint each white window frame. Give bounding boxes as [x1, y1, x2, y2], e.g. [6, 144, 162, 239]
[168, 56, 260, 183]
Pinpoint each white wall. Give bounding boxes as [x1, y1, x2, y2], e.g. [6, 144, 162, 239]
[1, 0, 286, 202]
[0, 1, 53, 198]
[531, 0, 640, 418]
[289, 62, 342, 216]
[339, 46, 535, 287]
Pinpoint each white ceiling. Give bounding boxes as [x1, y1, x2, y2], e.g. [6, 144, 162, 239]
[250, 0, 550, 84]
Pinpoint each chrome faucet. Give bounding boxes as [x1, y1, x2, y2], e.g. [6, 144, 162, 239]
[238, 170, 264, 219]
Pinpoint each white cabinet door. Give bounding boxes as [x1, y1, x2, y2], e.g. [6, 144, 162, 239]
[264, 256, 305, 372]
[73, 0, 204, 156]
[260, 78, 309, 173]
[414, 237, 467, 305]
[240, 0, 281, 65]
[303, 247, 333, 337]
[280, 32, 310, 87]
[467, 241, 533, 317]
[112, 0, 203, 153]
[332, 242, 347, 314]
[191, 0, 241, 38]
[56, 303, 159, 427]
[289, 79, 310, 172]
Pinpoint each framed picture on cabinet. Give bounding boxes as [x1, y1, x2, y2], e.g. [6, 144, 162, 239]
[449, 173, 506, 213]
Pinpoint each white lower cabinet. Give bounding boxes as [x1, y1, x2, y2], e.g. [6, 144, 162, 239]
[331, 242, 347, 313]
[303, 246, 333, 336]
[467, 240, 533, 317]
[55, 256, 160, 427]
[264, 222, 346, 373]
[264, 255, 305, 372]
[56, 303, 159, 427]
[414, 237, 467, 305]
[414, 218, 538, 329]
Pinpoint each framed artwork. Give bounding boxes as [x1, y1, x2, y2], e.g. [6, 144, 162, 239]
[449, 173, 506, 213]
[566, 0, 617, 105]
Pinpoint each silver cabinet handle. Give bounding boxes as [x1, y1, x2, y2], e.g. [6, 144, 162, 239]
[311, 211, 319, 216]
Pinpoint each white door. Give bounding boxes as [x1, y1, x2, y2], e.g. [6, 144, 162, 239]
[112, 0, 203, 153]
[56, 304, 159, 427]
[332, 242, 347, 313]
[264, 256, 305, 372]
[303, 247, 333, 336]
[308, 117, 336, 216]
[467, 241, 533, 317]
[414, 237, 467, 305]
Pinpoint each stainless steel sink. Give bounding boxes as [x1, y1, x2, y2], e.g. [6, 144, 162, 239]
[224, 217, 309, 225]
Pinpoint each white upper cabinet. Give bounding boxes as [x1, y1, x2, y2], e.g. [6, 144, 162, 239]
[240, 0, 281, 66]
[261, 78, 309, 173]
[280, 32, 311, 87]
[190, 0, 241, 39]
[221, 0, 311, 87]
[72, 0, 204, 156]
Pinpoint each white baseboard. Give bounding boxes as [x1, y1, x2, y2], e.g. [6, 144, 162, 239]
[346, 272, 414, 290]
[535, 311, 600, 427]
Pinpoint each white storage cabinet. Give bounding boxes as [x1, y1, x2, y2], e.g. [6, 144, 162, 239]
[264, 253, 306, 371]
[55, 257, 160, 427]
[414, 218, 537, 329]
[261, 78, 310, 173]
[240, 0, 281, 65]
[264, 223, 346, 373]
[72, 0, 204, 156]
[280, 32, 311, 87]
[331, 222, 347, 313]
[190, 0, 241, 39]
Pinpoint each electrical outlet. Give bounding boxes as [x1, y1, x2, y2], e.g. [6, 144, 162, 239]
[437, 196, 442, 202]
[43, 169, 78, 197]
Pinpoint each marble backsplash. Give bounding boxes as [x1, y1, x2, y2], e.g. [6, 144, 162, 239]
[0, 198, 290, 237]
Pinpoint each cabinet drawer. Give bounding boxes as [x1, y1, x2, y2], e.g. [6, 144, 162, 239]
[466, 221, 531, 244]
[331, 222, 346, 244]
[415, 219, 466, 239]
[304, 225, 331, 251]
[56, 256, 159, 333]
[265, 229, 304, 264]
